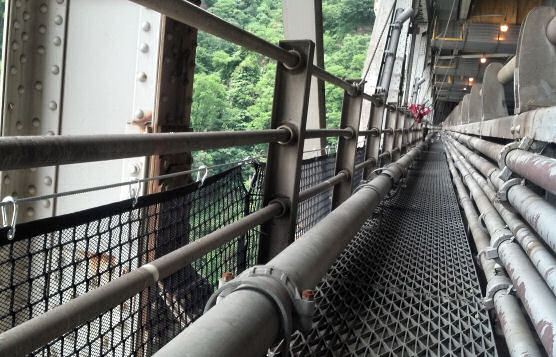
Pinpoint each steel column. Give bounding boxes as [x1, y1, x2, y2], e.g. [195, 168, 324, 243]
[258, 40, 314, 262]
[392, 110, 405, 160]
[332, 82, 363, 209]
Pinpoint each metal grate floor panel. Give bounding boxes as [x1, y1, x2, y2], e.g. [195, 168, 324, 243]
[289, 141, 497, 356]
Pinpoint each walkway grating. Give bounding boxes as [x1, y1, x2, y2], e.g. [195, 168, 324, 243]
[289, 141, 497, 356]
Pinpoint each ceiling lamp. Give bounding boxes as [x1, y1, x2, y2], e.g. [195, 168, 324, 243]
[480, 56, 487, 64]
[463, 87, 467, 91]
[469, 77, 474, 82]
[500, 24, 509, 32]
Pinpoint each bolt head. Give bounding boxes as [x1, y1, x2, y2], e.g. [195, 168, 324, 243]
[141, 22, 151, 32]
[38, 25, 47, 34]
[51, 65, 60, 75]
[53, 36, 62, 46]
[43, 176, 53, 186]
[54, 15, 63, 25]
[136, 72, 147, 82]
[32, 117, 41, 127]
[26, 207, 35, 217]
[139, 43, 149, 53]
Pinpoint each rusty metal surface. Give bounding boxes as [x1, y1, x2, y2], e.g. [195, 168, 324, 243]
[289, 142, 496, 356]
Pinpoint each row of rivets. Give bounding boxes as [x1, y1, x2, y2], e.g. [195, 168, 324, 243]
[1, 0, 66, 220]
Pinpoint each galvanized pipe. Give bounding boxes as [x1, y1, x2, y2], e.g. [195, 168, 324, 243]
[377, 8, 414, 94]
[497, 56, 515, 84]
[298, 171, 348, 202]
[445, 141, 556, 356]
[305, 128, 354, 139]
[446, 137, 556, 294]
[444, 143, 542, 357]
[0, 129, 291, 171]
[153, 138, 431, 357]
[449, 132, 556, 195]
[448, 133, 556, 252]
[0, 203, 283, 357]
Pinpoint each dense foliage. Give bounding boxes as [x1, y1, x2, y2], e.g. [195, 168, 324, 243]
[192, 0, 374, 169]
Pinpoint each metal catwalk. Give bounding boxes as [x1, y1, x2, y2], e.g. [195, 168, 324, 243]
[289, 141, 497, 356]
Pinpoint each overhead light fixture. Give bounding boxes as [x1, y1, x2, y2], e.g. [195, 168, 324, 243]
[463, 87, 467, 91]
[480, 56, 487, 64]
[500, 24, 509, 32]
[469, 77, 474, 82]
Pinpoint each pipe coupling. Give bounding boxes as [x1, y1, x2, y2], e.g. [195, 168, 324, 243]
[496, 178, 523, 202]
[483, 275, 513, 310]
[497, 137, 533, 181]
[204, 266, 315, 355]
[479, 230, 514, 261]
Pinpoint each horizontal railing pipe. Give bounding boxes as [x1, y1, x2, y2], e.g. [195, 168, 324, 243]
[0, 202, 283, 357]
[0, 129, 290, 171]
[298, 171, 348, 202]
[354, 158, 377, 171]
[305, 128, 353, 139]
[128, 0, 299, 67]
[153, 137, 431, 357]
[358, 128, 380, 136]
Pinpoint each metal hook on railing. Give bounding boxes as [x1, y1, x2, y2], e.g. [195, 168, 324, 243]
[325, 145, 330, 155]
[1, 196, 18, 240]
[196, 165, 208, 186]
[128, 178, 140, 208]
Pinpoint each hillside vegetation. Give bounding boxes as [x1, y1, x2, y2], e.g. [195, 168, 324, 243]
[192, 0, 374, 168]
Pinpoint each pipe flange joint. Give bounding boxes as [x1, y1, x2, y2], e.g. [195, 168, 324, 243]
[268, 197, 289, 218]
[480, 230, 514, 261]
[384, 128, 394, 135]
[483, 275, 513, 310]
[496, 178, 522, 202]
[383, 162, 405, 181]
[277, 123, 297, 145]
[204, 266, 315, 355]
[370, 127, 380, 137]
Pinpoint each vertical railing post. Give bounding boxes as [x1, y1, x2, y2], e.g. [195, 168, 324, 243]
[363, 101, 386, 179]
[331, 81, 363, 209]
[381, 105, 398, 165]
[258, 40, 315, 263]
[392, 108, 405, 161]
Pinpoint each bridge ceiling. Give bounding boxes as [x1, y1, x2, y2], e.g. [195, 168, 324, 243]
[429, 0, 542, 104]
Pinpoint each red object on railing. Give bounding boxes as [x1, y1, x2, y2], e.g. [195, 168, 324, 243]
[409, 104, 431, 123]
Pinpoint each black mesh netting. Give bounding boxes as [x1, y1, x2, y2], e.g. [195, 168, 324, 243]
[0, 165, 264, 356]
[296, 147, 365, 238]
[0, 149, 366, 356]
